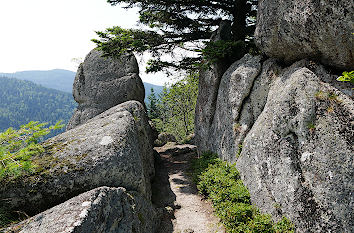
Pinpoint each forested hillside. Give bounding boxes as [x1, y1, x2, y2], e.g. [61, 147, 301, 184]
[0, 69, 164, 101]
[0, 77, 77, 136]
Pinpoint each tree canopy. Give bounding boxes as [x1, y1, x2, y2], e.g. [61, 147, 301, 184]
[92, 0, 258, 73]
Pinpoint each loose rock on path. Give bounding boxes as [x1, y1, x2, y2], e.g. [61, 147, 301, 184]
[152, 143, 225, 233]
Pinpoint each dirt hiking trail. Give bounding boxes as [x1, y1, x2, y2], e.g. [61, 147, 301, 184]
[152, 144, 225, 233]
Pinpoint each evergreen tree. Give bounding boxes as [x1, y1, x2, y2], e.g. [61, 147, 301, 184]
[147, 88, 160, 119]
[92, 0, 258, 73]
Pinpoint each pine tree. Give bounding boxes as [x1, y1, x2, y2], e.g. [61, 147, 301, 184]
[147, 88, 160, 119]
[92, 0, 258, 73]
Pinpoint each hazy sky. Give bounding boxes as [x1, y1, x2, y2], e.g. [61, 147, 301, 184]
[0, 0, 170, 85]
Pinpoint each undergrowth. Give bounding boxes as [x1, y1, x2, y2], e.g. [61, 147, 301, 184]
[191, 152, 295, 233]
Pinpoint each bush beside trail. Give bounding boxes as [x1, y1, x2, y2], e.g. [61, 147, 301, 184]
[191, 152, 295, 233]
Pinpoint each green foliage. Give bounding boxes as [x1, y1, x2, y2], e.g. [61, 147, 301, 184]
[202, 40, 246, 64]
[92, 26, 165, 59]
[93, 0, 258, 73]
[146, 88, 160, 119]
[191, 152, 295, 233]
[274, 217, 296, 233]
[236, 144, 243, 158]
[337, 71, 354, 84]
[0, 121, 63, 181]
[0, 77, 76, 137]
[190, 151, 219, 183]
[151, 72, 199, 142]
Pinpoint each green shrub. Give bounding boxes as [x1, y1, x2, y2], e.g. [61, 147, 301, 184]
[216, 201, 254, 228]
[246, 213, 276, 233]
[190, 151, 219, 183]
[274, 217, 295, 233]
[192, 151, 295, 233]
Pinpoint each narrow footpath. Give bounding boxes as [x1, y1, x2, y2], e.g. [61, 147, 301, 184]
[152, 143, 225, 233]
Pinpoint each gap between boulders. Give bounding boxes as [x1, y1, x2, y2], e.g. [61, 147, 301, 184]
[152, 143, 225, 233]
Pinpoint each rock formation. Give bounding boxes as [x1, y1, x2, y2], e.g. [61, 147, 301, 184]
[67, 49, 145, 130]
[208, 54, 262, 162]
[255, 0, 354, 69]
[196, 54, 353, 232]
[6, 187, 160, 233]
[195, 2, 353, 232]
[237, 59, 353, 232]
[0, 101, 155, 217]
[1, 46, 159, 232]
[194, 20, 235, 152]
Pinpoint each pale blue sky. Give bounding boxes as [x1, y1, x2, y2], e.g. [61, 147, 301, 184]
[0, 0, 170, 85]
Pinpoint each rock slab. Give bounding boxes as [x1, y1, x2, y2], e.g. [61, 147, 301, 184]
[6, 187, 159, 233]
[209, 54, 262, 162]
[0, 101, 155, 216]
[255, 0, 354, 70]
[67, 49, 145, 130]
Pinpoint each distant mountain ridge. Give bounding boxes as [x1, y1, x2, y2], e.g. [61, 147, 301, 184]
[0, 69, 75, 93]
[0, 69, 164, 100]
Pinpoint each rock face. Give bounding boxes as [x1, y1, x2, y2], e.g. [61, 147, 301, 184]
[0, 101, 155, 216]
[67, 49, 145, 130]
[208, 54, 262, 162]
[255, 0, 354, 70]
[237, 60, 353, 232]
[194, 21, 234, 152]
[194, 64, 225, 152]
[195, 54, 354, 232]
[6, 187, 160, 233]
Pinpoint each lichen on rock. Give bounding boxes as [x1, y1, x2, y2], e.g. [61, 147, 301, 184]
[5, 187, 160, 233]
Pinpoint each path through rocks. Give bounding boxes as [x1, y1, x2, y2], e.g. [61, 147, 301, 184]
[152, 144, 225, 233]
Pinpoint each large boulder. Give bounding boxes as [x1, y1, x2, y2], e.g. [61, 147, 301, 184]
[255, 0, 354, 70]
[237, 61, 354, 232]
[0, 101, 155, 216]
[6, 187, 160, 233]
[194, 21, 233, 152]
[67, 49, 145, 130]
[194, 64, 225, 152]
[208, 54, 262, 162]
[196, 53, 353, 232]
[154, 132, 177, 147]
